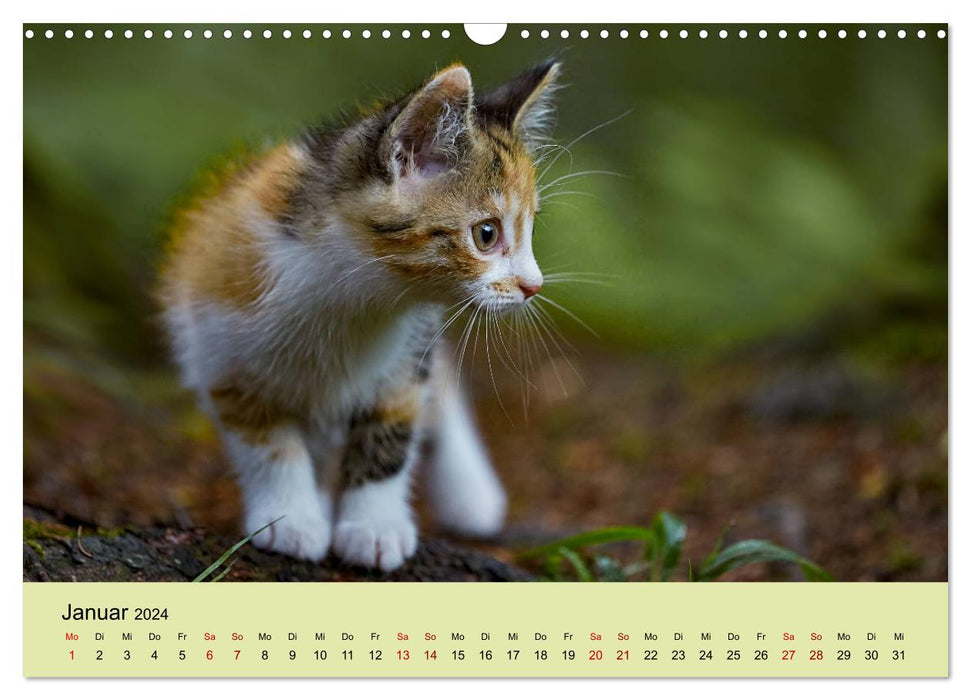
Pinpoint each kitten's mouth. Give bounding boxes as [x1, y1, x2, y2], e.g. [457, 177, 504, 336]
[481, 296, 529, 315]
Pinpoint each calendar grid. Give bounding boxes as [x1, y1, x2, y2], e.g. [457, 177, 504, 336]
[24, 582, 947, 677]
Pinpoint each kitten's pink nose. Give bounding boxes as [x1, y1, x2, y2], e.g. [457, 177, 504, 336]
[518, 280, 542, 299]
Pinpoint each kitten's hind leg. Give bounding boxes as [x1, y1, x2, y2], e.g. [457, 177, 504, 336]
[332, 389, 423, 572]
[426, 377, 507, 538]
[222, 426, 331, 562]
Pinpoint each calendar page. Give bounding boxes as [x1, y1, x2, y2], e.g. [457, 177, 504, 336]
[22, 20, 948, 679]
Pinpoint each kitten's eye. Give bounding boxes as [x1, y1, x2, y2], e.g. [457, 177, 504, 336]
[472, 220, 501, 252]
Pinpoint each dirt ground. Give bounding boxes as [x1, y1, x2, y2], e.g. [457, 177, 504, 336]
[23, 340, 947, 582]
[23, 505, 532, 583]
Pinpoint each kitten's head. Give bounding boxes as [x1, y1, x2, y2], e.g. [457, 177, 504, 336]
[328, 60, 561, 312]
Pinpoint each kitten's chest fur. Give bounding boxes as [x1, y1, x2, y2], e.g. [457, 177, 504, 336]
[228, 298, 441, 418]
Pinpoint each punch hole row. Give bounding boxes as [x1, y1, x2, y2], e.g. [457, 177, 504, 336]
[24, 27, 948, 41]
[518, 27, 946, 40]
[23, 27, 453, 40]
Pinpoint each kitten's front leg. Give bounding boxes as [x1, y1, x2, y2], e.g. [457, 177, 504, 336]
[222, 426, 331, 562]
[332, 388, 423, 571]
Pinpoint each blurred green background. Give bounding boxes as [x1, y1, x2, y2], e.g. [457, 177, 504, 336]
[25, 24, 947, 360]
[23, 25, 948, 581]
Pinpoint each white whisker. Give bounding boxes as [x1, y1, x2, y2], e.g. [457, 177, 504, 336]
[332, 254, 397, 286]
[523, 304, 567, 396]
[531, 301, 580, 355]
[513, 311, 532, 415]
[538, 169, 625, 194]
[484, 308, 510, 422]
[544, 271, 614, 279]
[539, 189, 599, 202]
[419, 293, 477, 371]
[539, 200, 581, 212]
[528, 303, 584, 387]
[542, 276, 613, 288]
[534, 293, 599, 337]
[455, 304, 482, 385]
[537, 110, 633, 184]
[492, 307, 534, 388]
[390, 285, 413, 308]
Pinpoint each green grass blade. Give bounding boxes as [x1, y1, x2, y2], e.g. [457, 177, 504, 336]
[696, 540, 833, 582]
[192, 516, 284, 583]
[519, 526, 657, 559]
[557, 547, 594, 582]
[209, 557, 239, 583]
[541, 552, 564, 581]
[699, 522, 733, 573]
[798, 562, 835, 582]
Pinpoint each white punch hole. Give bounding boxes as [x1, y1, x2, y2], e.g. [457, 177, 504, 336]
[464, 24, 506, 46]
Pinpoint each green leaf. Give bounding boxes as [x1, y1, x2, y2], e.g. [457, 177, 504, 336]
[650, 511, 687, 581]
[696, 540, 833, 582]
[192, 516, 283, 583]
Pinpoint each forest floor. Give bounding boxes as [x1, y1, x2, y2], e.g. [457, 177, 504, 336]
[24, 340, 947, 582]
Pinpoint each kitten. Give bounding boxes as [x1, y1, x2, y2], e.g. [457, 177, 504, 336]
[159, 59, 560, 571]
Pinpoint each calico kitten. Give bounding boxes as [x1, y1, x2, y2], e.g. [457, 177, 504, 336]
[160, 59, 560, 571]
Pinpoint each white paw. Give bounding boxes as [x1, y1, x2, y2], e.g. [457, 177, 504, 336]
[244, 505, 331, 562]
[332, 516, 418, 572]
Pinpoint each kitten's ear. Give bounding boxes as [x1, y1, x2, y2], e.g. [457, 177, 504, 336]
[476, 59, 562, 149]
[386, 64, 473, 180]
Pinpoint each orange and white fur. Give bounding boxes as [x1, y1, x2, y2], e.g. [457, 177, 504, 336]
[160, 60, 559, 571]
